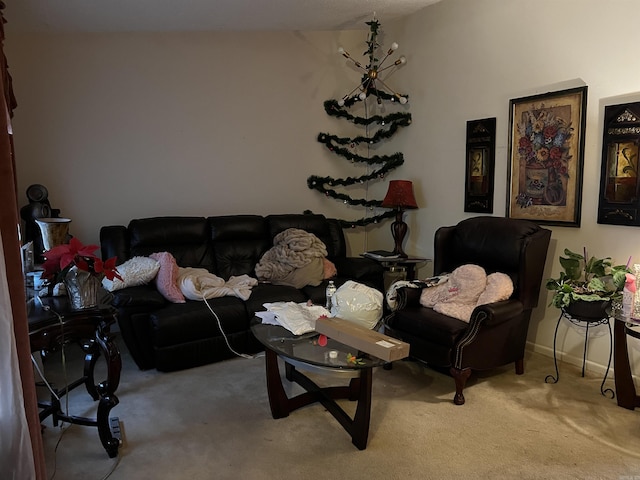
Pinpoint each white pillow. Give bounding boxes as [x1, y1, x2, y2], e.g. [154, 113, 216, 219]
[102, 256, 160, 292]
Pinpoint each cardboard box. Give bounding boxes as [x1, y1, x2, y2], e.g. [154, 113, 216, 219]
[315, 317, 410, 362]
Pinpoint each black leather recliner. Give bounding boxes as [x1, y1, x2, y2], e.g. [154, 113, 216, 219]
[384, 216, 551, 405]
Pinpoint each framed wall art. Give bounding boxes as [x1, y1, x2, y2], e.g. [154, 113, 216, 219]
[597, 101, 640, 226]
[464, 117, 496, 213]
[506, 86, 587, 227]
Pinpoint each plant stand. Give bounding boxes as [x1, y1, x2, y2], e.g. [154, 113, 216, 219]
[544, 306, 614, 398]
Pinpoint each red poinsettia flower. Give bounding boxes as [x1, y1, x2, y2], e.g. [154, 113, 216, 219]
[93, 257, 123, 281]
[43, 237, 100, 272]
[41, 237, 122, 284]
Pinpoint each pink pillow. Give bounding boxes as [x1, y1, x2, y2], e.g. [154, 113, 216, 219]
[323, 258, 337, 279]
[149, 252, 185, 303]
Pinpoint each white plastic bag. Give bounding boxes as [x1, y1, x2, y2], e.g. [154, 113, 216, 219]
[330, 280, 383, 329]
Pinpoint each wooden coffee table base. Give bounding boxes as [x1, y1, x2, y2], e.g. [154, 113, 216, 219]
[264, 348, 373, 450]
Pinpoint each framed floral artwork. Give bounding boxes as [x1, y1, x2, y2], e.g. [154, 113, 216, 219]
[506, 86, 587, 227]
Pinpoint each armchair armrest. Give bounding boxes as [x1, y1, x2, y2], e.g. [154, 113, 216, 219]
[470, 299, 524, 328]
[394, 284, 424, 309]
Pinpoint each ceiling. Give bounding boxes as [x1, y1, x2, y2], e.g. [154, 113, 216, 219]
[4, 0, 442, 33]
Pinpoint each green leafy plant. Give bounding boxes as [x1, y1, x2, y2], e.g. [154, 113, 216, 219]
[545, 248, 629, 309]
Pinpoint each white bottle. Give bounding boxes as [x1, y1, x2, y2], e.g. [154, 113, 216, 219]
[623, 272, 636, 319]
[325, 280, 336, 311]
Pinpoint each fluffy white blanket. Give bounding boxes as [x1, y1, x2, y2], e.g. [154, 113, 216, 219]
[255, 228, 327, 284]
[177, 267, 257, 301]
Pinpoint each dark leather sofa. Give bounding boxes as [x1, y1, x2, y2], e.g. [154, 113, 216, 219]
[100, 213, 384, 372]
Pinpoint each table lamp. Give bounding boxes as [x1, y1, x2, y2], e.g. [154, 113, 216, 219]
[381, 180, 418, 258]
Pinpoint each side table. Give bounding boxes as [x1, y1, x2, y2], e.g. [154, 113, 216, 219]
[613, 314, 640, 410]
[28, 296, 122, 458]
[544, 306, 614, 398]
[367, 256, 430, 281]
[362, 255, 431, 291]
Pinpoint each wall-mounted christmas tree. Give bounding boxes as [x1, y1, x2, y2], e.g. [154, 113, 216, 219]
[307, 18, 412, 228]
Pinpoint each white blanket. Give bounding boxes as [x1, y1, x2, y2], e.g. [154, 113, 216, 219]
[177, 267, 257, 301]
[257, 302, 330, 335]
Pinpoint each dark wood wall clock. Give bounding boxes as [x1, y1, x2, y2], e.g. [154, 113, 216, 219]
[597, 102, 640, 226]
[464, 117, 496, 213]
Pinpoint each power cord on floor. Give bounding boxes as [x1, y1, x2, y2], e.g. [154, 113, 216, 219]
[202, 294, 263, 360]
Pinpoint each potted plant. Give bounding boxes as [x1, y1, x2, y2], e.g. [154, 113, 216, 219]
[41, 237, 122, 309]
[545, 248, 629, 319]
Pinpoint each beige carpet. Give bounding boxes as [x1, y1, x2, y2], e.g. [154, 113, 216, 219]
[37, 336, 640, 480]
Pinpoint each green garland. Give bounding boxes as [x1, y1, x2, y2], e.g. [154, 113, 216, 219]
[307, 21, 411, 228]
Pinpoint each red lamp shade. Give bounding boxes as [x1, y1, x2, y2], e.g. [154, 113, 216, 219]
[381, 180, 418, 209]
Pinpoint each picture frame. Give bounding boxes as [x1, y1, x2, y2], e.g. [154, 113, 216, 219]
[506, 86, 587, 227]
[464, 117, 496, 213]
[597, 101, 640, 226]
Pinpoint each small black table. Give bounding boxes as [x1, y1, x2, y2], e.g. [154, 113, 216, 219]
[613, 315, 640, 410]
[28, 296, 122, 458]
[251, 321, 385, 450]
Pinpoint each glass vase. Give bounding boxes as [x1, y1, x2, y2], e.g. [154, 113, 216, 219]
[634, 264, 640, 319]
[64, 266, 102, 310]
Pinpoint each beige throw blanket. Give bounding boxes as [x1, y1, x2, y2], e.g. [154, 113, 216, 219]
[255, 228, 328, 288]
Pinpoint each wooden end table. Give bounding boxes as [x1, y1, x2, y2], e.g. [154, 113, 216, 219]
[28, 296, 122, 458]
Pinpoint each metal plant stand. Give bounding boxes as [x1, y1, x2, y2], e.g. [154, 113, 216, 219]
[544, 307, 614, 398]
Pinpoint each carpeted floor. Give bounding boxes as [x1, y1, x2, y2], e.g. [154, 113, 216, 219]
[37, 335, 640, 480]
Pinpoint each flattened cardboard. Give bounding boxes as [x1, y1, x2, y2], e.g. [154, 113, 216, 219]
[315, 317, 409, 362]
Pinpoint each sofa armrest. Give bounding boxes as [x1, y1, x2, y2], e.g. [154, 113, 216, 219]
[393, 284, 425, 309]
[100, 225, 130, 264]
[110, 284, 167, 309]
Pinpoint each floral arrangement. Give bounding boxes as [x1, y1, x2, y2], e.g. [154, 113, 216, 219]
[515, 106, 574, 208]
[545, 248, 629, 309]
[42, 237, 122, 285]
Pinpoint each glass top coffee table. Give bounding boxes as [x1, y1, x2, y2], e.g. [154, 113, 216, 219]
[251, 321, 386, 450]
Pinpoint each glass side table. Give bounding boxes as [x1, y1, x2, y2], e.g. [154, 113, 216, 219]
[613, 312, 640, 410]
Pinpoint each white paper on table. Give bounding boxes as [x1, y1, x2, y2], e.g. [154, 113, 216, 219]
[260, 302, 330, 335]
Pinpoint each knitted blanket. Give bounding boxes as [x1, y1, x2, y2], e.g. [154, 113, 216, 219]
[255, 228, 328, 287]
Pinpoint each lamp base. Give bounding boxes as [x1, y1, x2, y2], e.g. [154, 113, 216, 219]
[390, 209, 408, 258]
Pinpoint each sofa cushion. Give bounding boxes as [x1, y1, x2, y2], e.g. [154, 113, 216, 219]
[243, 283, 308, 317]
[388, 305, 468, 348]
[128, 217, 215, 271]
[110, 284, 167, 309]
[208, 215, 270, 279]
[150, 297, 248, 347]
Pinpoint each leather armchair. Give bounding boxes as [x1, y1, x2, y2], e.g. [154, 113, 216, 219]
[384, 216, 551, 405]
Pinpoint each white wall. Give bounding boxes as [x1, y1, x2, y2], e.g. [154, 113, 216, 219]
[8, 0, 640, 375]
[6, 29, 375, 253]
